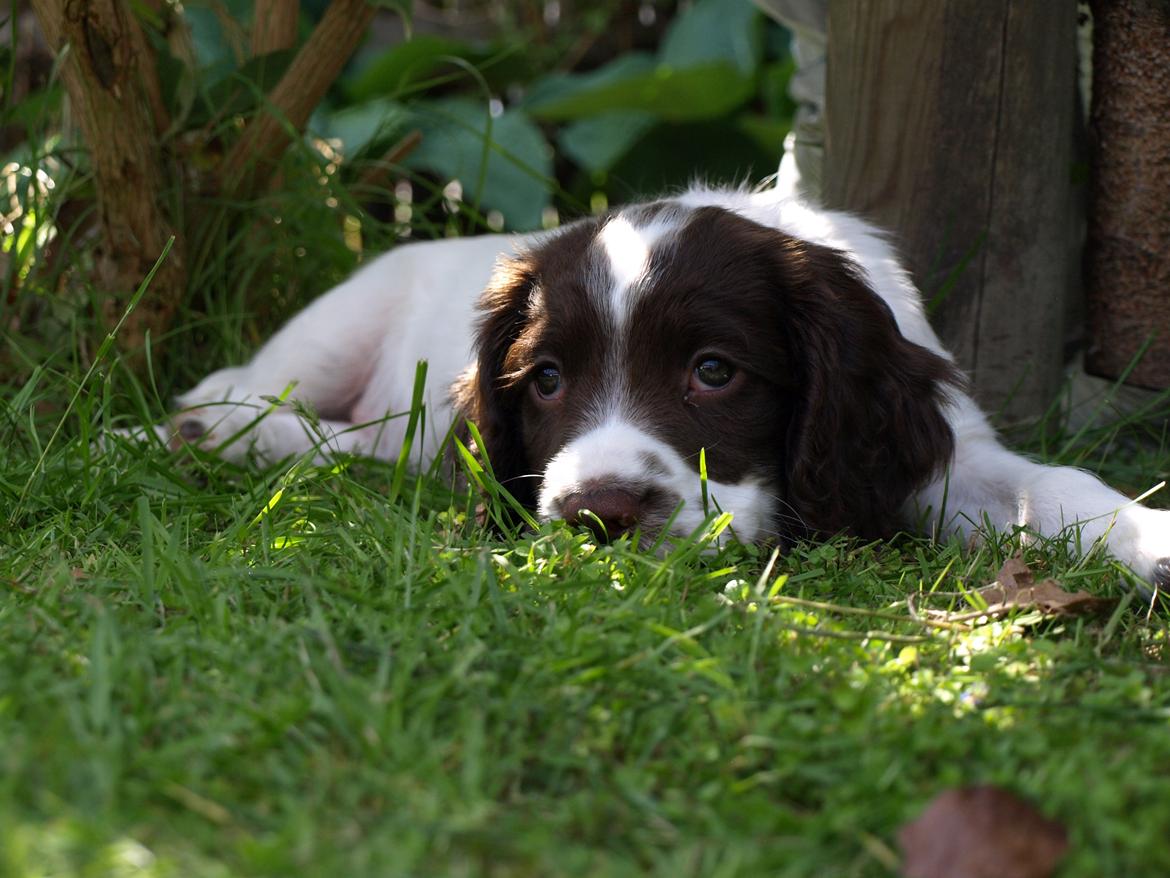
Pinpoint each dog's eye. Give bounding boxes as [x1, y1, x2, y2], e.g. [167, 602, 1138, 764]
[693, 357, 735, 390]
[533, 364, 563, 399]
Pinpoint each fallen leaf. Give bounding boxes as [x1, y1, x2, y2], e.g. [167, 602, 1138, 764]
[899, 785, 1068, 878]
[978, 556, 1116, 617]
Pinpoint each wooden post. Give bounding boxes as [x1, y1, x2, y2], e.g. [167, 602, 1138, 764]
[1084, 0, 1170, 390]
[823, 1, 1076, 423]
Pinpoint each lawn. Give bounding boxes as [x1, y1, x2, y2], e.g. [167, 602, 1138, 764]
[3, 321, 1170, 877]
[8, 0, 1170, 873]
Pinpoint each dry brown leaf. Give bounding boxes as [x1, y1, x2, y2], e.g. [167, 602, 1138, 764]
[978, 557, 1116, 617]
[899, 785, 1068, 878]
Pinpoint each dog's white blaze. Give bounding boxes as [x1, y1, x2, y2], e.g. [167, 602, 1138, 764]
[593, 211, 684, 422]
[596, 213, 679, 331]
[537, 419, 777, 542]
[597, 216, 649, 299]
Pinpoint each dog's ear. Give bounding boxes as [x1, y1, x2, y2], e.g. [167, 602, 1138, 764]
[450, 254, 538, 509]
[774, 239, 962, 539]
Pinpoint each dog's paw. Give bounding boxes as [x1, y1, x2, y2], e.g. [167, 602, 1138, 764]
[1110, 506, 1170, 591]
[1153, 557, 1170, 590]
[176, 418, 207, 443]
[97, 424, 174, 454]
[168, 398, 269, 461]
[169, 367, 278, 461]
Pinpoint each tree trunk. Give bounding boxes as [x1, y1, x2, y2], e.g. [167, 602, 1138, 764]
[1084, 0, 1170, 390]
[30, 0, 184, 353]
[824, 0, 1076, 424]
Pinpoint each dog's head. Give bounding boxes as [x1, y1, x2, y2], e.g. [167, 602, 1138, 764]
[453, 202, 960, 546]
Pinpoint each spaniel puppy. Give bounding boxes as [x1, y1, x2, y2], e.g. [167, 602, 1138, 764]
[167, 185, 1170, 586]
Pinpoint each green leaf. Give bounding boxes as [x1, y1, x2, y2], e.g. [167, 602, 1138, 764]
[188, 49, 298, 129]
[607, 117, 779, 194]
[522, 53, 654, 117]
[659, 0, 763, 75]
[401, 97, 553, 231]
[0, 85, 63, 134]
[522, 0, 760, 125]
[346, 35, 477, 102]
[388, 360, 428, 504]
[557, 110, 657, 175]
[524, 59, 753, 123]
[322, 98, 412, 157]
[759, 57, 798, 121]
[183, 4, 243, 72]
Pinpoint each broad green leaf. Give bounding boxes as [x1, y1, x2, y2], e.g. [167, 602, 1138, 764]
[660, 0, 763, 75]
[183, 2, 252, 72]
[524, 60, 753, 123]
[183, 6, 231, 70]
[522, 53, 656, 117]
[347, 35, 477, 102]
[322, 98, 412, 157]
[557, 111, 657, 175]
[402, 97, 553, 231]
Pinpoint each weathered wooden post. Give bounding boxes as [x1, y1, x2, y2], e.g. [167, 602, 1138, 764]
[823, 0, 1076, 423]
[1084, 0, 1170, 391]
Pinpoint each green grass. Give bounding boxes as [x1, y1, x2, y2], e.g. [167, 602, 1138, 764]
[3, 337, 1170, 877]
[5, 124, 1170, 875]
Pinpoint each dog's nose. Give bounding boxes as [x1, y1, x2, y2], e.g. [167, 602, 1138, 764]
[560, 487, 644, 541]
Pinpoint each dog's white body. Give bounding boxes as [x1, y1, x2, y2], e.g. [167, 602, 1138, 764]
[170, 185, 1170, 585]
[178, 234, 519, 463]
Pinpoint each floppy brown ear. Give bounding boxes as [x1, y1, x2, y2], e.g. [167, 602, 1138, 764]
[449, 255, 538, 509]
[775, 240, 963, 539]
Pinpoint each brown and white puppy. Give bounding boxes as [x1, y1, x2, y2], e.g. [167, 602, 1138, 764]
[454, 203, 958, 547]
[160, 185, 1170, 585]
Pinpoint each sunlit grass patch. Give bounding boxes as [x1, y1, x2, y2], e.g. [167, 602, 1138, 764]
[5, 398, 1170, 876]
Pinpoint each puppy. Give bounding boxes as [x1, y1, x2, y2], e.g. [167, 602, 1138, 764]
[167, 185, 1170, 586]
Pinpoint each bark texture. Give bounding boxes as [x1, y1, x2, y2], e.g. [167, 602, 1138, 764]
[30, 0, 184, 351]
[1085, 0, 1170, 389]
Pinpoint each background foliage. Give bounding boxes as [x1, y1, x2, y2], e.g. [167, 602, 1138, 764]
[2, 0, 794, 393]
